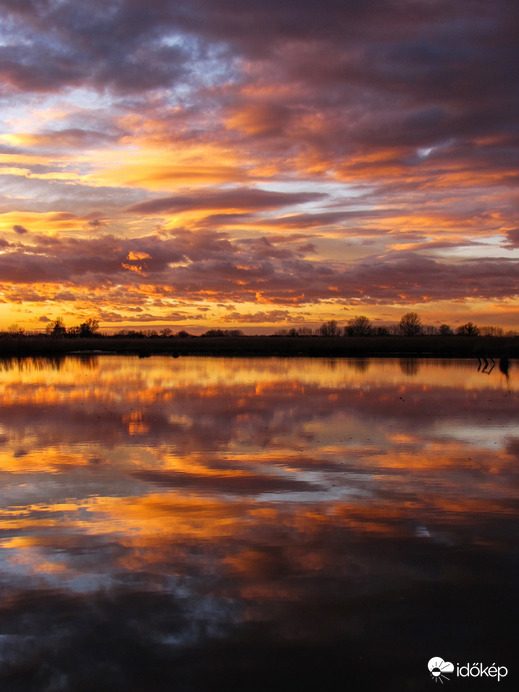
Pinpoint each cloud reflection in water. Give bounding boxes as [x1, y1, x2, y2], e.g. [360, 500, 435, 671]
[0, 356, 518, 690]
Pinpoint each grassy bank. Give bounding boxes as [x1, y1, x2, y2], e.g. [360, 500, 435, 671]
[1, 334, 518, 359]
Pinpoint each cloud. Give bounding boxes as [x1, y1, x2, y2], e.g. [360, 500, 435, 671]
[505, 229, 519, 248]
[222, 310, 296, 324]
[226, 102, 292, 137]
[0, 1, 188, 95]
[12, 224, 29, 234]
[11, 128, 118, 150]
[2, 229, 518, 316]
[0, 0, 518, 327]
[128, 188, 327, 216]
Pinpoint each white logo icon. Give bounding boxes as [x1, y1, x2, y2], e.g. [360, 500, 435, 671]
[428, 657, 454, 683]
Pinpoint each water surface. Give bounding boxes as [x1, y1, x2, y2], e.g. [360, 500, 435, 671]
[0, 357, 518, 690]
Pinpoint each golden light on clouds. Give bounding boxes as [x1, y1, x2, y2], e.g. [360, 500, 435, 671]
[0, 0, 517, 332]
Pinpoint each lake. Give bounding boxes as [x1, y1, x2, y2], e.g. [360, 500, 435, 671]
[0, 356, 517, 691]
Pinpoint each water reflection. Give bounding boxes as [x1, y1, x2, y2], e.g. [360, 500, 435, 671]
[0, 357, 518, 691]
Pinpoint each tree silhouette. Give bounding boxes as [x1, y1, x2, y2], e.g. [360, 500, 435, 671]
[318, 320, 341, 336]
[78, 318, 100, 337]
[399, 312, 422, 336]
[457, 322, 479, 336]
[48, 317, 67, 337]
[346, 315, 372, 336]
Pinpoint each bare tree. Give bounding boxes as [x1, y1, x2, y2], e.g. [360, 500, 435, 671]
[47, 317, 67, 337]
[399, 312, 422, 336]
[79, 318, 100, 337]
[345, 315, 373, 336]
[7, 323, 25, 336]
[422, 325, 439, 335]
[479, 325, 504, 336]
[318, 320, 341, 336]
[457, 322, 480, 336]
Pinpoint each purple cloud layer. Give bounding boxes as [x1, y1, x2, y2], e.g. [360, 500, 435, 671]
[0, 0, 518, 327]
[1, 230, 518, 308]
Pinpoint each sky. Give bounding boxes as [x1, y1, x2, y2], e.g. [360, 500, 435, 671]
[0, 0, 518, 333]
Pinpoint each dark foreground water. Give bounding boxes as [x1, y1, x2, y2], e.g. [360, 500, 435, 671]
[0, 356, 517, 691]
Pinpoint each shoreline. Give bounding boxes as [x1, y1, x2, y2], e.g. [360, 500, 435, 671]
[1, 335, 518, 359]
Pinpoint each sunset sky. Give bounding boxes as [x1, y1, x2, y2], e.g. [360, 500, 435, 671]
[0, 0, 518, 333]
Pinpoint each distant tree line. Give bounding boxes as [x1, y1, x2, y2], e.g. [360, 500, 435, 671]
[200, 329, 244, 337]
[29, 321, 244, 339]
[112, 328, 244, 338]
[277, 312, 516, 337]
[49, 317, 101, 337]
[1, 312, 516, 339]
